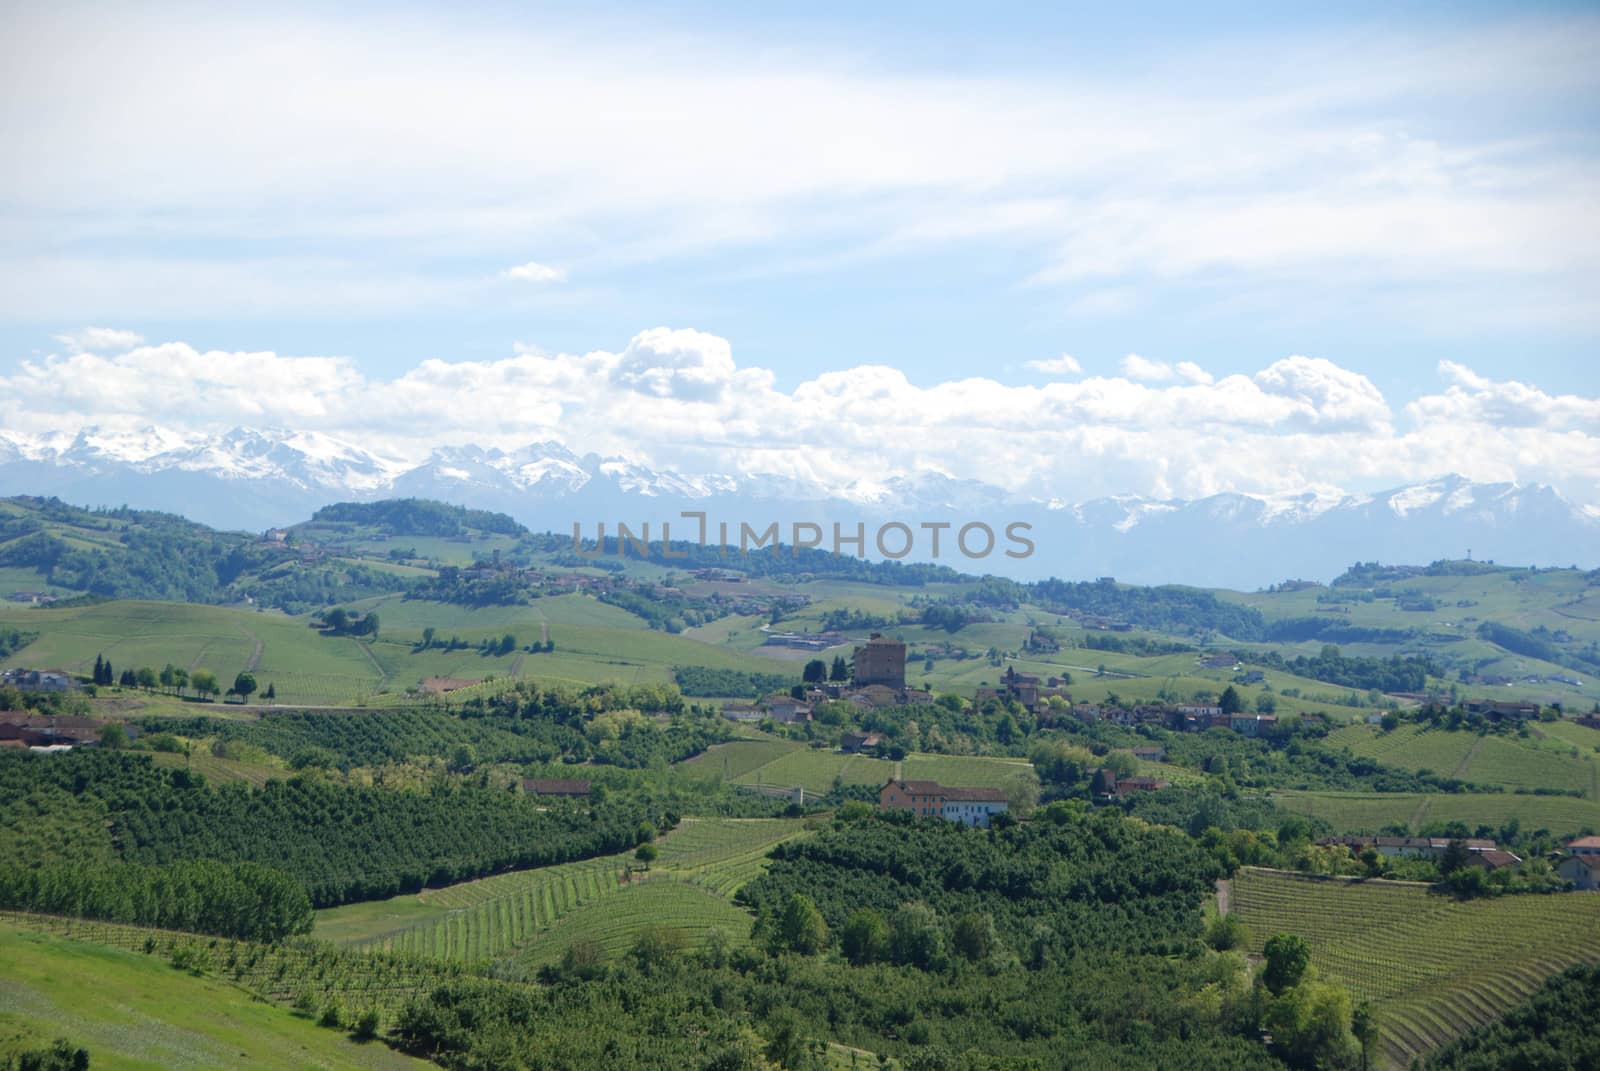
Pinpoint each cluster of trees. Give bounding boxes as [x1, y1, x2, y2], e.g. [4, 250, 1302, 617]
[311, 499, 526, 538]
[0, 627, 36, 659]
[1262, 618, 1418, 645]
[2, 1038, 90, 1071]
[1019, 577, 1269, 639]
[800, 657, 849, 683]
[318, 607, 378, 637]
[740, 806, 1222, 962]
[0, 750, 658, 907]
[0, 859, 312, 941]
[1478, 620, 1600, 673]
[1081, 632, 1194, 656]
[672, 667, 797, 698]
[598, 586, 731, 632]
[1253, 646, 1437, 693]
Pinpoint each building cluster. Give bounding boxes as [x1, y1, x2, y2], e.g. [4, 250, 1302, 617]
[762, 630, 846, 651]
[878, 779, 1010, 827]
[1092, 768, 1170, 798]
[975, 666, 1071, 717]
[1069, 701, 1279, 736]
[1, 668, 75, 692]
[0, 712, 121, 751]
[1317, 835, 1522, 871]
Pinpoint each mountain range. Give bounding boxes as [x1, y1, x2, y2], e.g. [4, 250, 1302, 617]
[1, 425, 1594, 589]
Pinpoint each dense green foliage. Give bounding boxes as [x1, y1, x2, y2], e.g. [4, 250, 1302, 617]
[672, 666, 797, 698]
[1421, 963, 1600, 1069]
[0, 628, 37, 658]
[0, 859, 311, 941]
[1016, 577, 1268, 638]
[740, 806, 1222, 960]
[1251, 649, 1436, 693]
[0, 750, 655, 907]
[310, 499, 527, 537]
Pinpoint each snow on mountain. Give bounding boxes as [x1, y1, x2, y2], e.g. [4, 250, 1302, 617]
[0, 425, 1594, 586]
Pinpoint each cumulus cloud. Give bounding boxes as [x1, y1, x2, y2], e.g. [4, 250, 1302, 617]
[3, 328, 1595, 507]
[53, 327, 144, 353]
[502, 261, 568, 284]
[1121, 354, 1173, 381]
[1025, 354, 1083, 376]
[1175, 361, 1213, 385]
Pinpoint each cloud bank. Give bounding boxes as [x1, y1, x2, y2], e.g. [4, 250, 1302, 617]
[3, 329, 1595, 506]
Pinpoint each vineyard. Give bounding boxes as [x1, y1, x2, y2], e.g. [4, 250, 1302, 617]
[1324, 724, 1479, 776]
[685, 739, 1039, 799]
[732, 748, 896, 796]
[1229, 867, 1600, 1069]
[512, 879, 758, 969]
[315, 817, 813, 965]
[1271, 790, 1600, 836]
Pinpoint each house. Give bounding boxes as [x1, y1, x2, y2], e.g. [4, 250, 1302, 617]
[720, 705, 765, 723]
[1576, 715, 1600, 731]
[1233, 670, 1266, 685]
[762, 696, 813, 723]
[1559, 854, 1600, 890]
[1465, 850, 1522, 871]
[7, 591, 55, 605]
[842, 685, 903, 710]
[852, 633, 907, 690]
[1567, 835, 1600, 857]
[522, 778, 592, 798]
[1464, 699, 1541, 721]
[1200, 653, 1238, 669]
[879, 779, 1009, 828]
[1132, 744, 1167, 763]
[1230, 713, 1277, 737]
[1091, 768, 1170, 798]
[840, 731, 886, 754]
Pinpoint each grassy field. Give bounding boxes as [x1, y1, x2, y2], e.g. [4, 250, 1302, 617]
[315, 817, 812, 966]
[1229, 867, 1600, 1070]
[1271, 790, 1600, 836]
[0, 924, 429, 1071]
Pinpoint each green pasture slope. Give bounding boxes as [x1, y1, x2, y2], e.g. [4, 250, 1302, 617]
[0, 925, 429, 1071]
[1325, 722, 1600, 795]
[1271, 790, 1600, 837]
[314, 817, 812, 965]
[1229, 867, 1600, 1071]
[678, 738, 1039, 798]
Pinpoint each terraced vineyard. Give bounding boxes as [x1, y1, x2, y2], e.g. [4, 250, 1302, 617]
[1325, 724, 1479, 777]
[1230, 867, 1600, 1069]
[315, 817, 812, 965]
[511, 879, 758, 969]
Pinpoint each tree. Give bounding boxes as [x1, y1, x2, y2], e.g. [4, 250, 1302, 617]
[159, 664, 176, 693]
[119, 668, 136, 688]
[325, 608, 350, 632]
[1266, 978, 1358, 1070]
[497, 634, 517, 656]
[1263, 933, 1311, 994]
[890, 901, 945, 970]
[774, 893, 828, 956]
[421, 627, 436, 649]
[1351, 1001, 1378, 1071]
[839, 907, 889, 966]
[1203, 912, 1251, 952]
[232, 672, 257, 702]
[449, 742, 476, 772]
[1219, 685, 1244, 715]
[92, 654, 105, 686]
[264, 682, 276, 701]
[951, 911, 999, 964]
[1439, 838, 1471, 874]
[98, 722, 128, 749]
[190, 669, 219, 700]
[803, 659, 826, 683]
[829, 656, 848, 682]
[789, 684, 806, 700]
[135, 666, 158, 692]
[634, 843, 658, 869]
[172, 667, 189, 695]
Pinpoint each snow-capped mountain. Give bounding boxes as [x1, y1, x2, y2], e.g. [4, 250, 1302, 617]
[0, 427, 1594, 588]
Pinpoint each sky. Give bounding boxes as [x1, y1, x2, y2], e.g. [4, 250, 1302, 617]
[1, 1, 1597, 504]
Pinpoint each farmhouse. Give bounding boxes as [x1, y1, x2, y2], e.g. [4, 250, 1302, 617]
[761, 695, 813, 723]
[1132, 744, 1167, 763]
[1229, 713, 1277, 737]
[1558, 854, 1600, 891]
[879, 779, 1009, 828]
[0, 668, 74, 692]
[720, 705, 764, 723]
[522, 778, 592, 798]
[1091, 768, 1171, 798]
[839, 731, 886, 754]
[1567, 835, 1600, 857]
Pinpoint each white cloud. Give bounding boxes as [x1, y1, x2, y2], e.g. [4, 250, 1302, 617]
[502, 261, 568, 284]
[1025, 354, 1082, 376]
[52, 327, 143, 353]
[1175, 361, 1213, 385]
[1122, 354, 1173, 381]
[3, 329, 1594, 507]
[0, 8, 1593, 324]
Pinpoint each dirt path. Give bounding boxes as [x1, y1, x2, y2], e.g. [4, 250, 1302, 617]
[349, 637, 388, 687]
[1451, 736, 1485, 780]
[243, 633, 264, 673]
[1214, 878, 1231, 916]
[1407, 797, 1433, 830]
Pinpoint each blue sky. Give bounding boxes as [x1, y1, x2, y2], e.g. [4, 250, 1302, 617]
[0, 1, 1596, 503]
